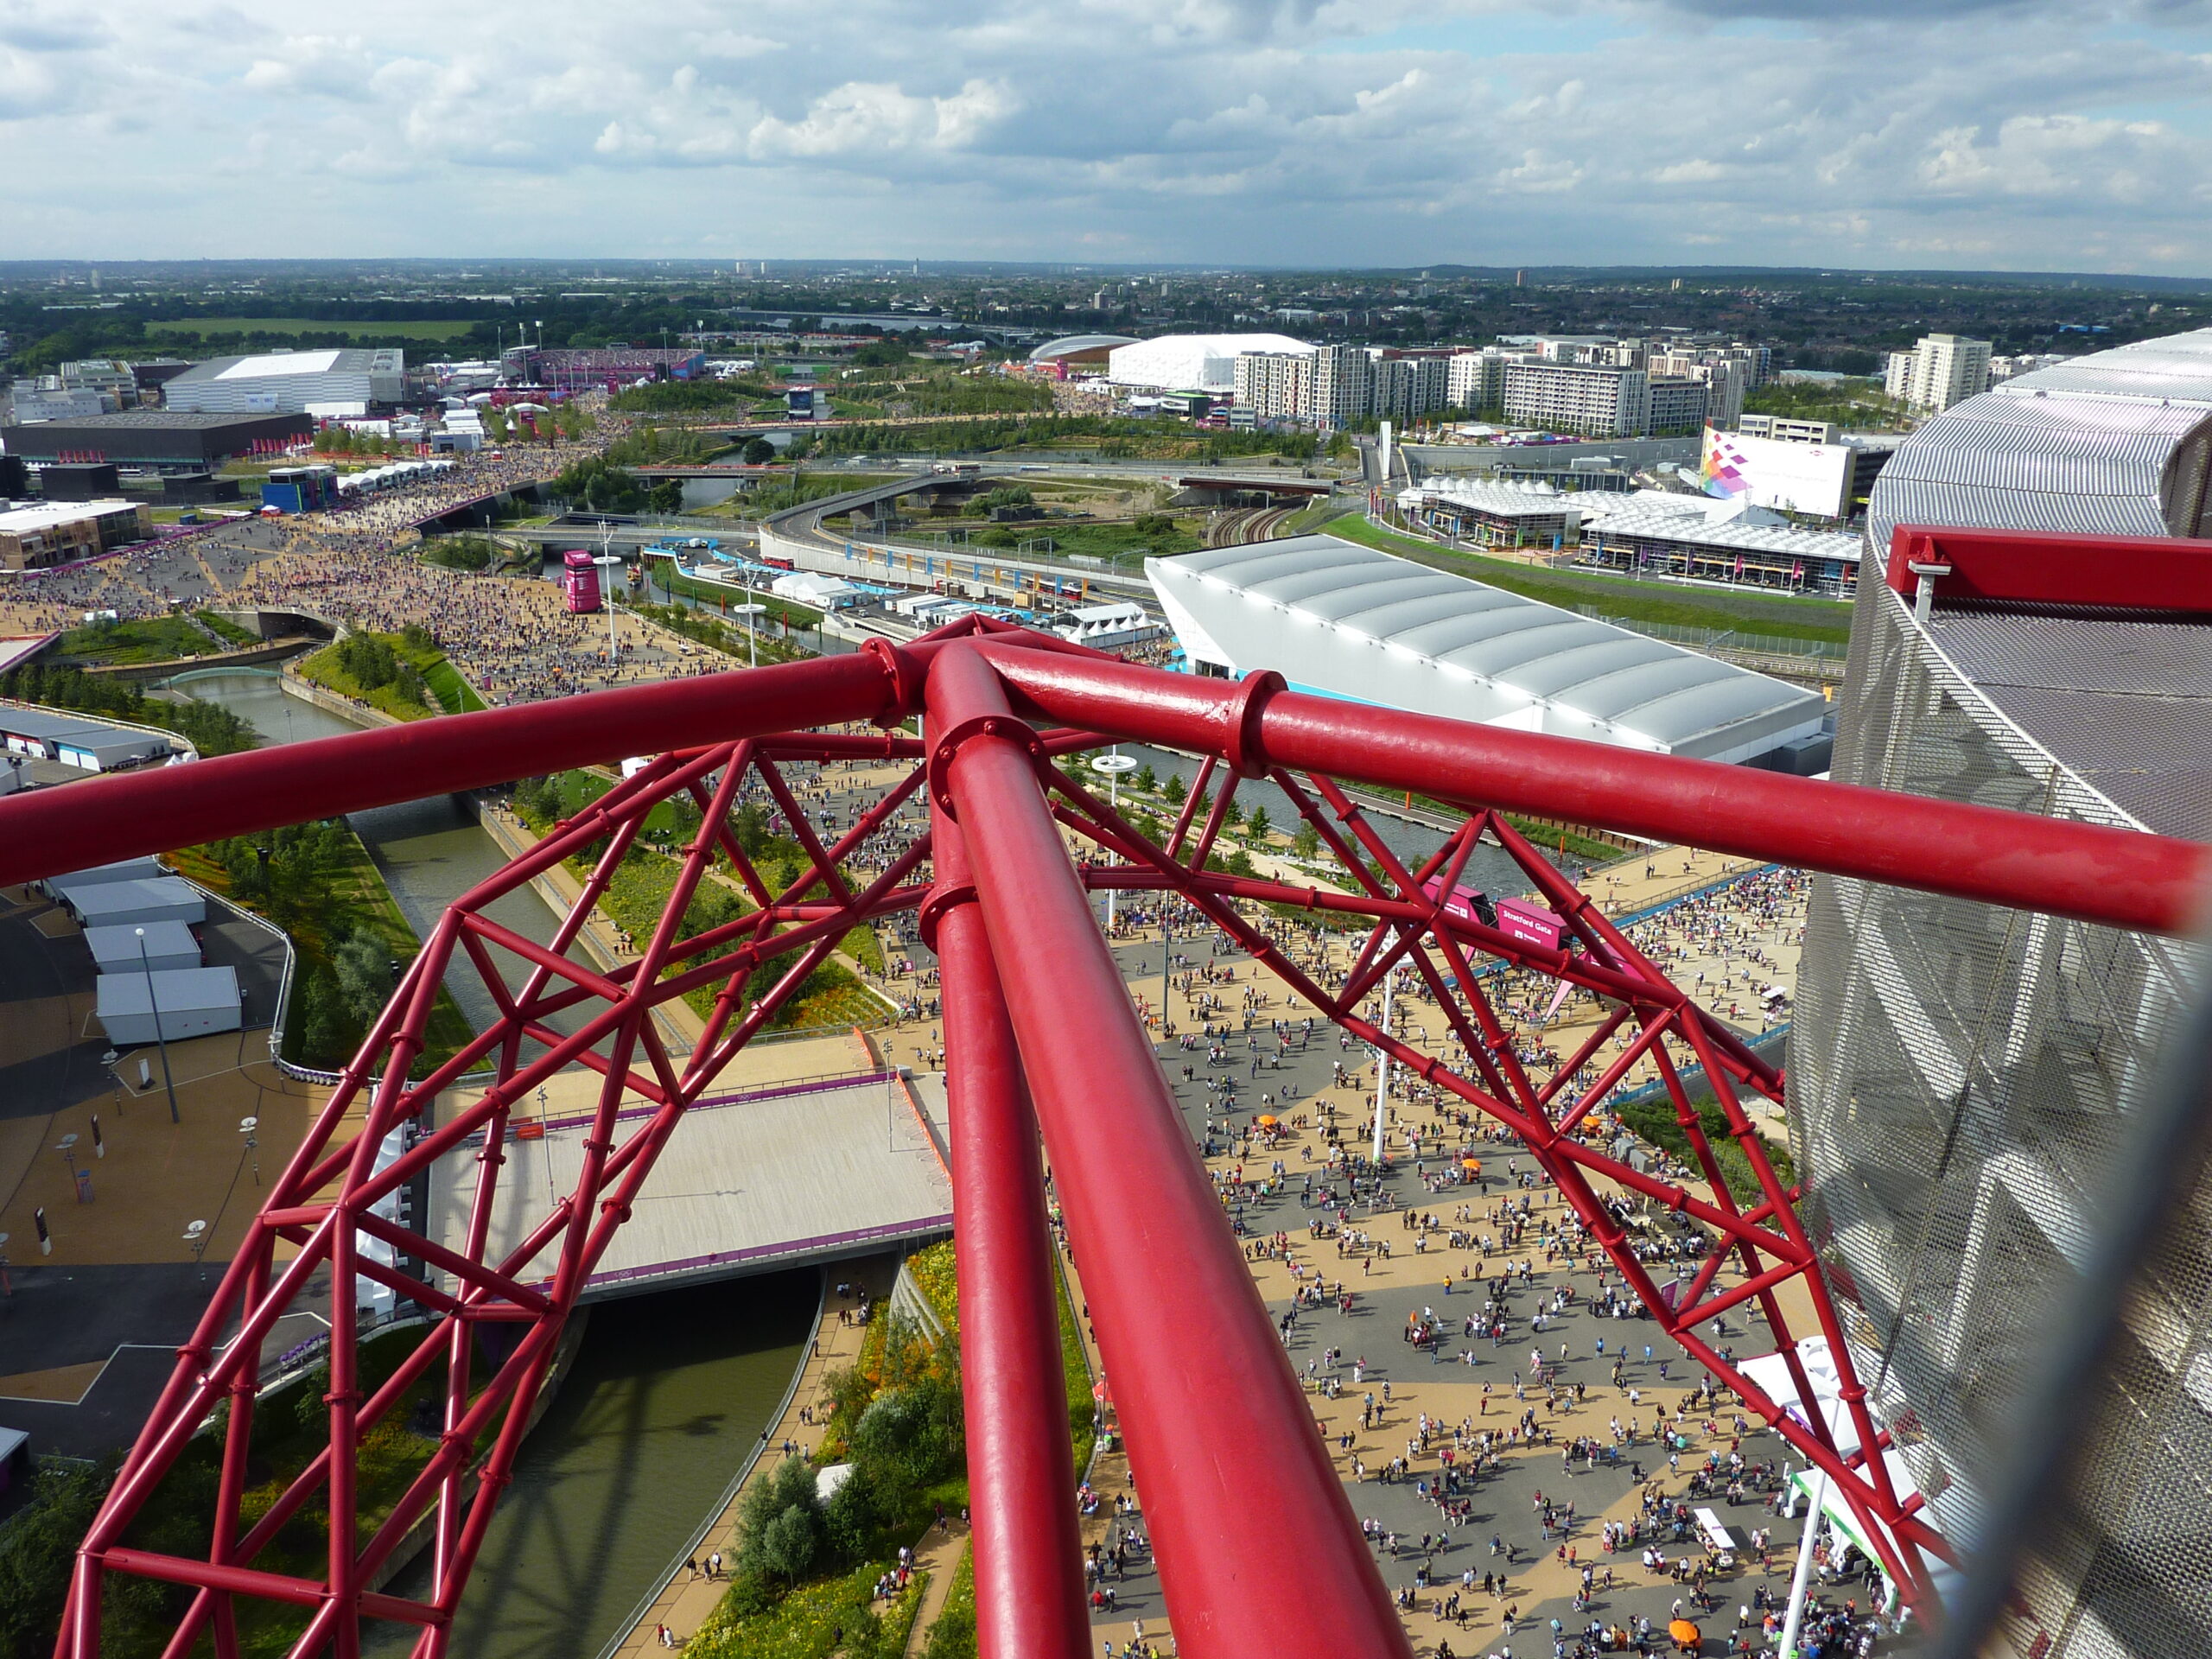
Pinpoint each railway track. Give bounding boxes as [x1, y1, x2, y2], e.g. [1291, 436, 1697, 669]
[1204, 505, 1299, 547]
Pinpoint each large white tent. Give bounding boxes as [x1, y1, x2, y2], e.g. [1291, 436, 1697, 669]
[1108, 334, 1313, 393]
[1147, 537, 1825, 766]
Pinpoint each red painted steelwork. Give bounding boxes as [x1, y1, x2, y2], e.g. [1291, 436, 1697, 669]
[972, 641, 2212, 938]
[46, 612, 2212, 1658]
[925, 644, 1414, 1659]
[1884, 524, 2212, 613]
[925, 800, 1091, 1659]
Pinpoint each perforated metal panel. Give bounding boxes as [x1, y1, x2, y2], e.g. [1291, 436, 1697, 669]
[1792, 582, 2210, 1656]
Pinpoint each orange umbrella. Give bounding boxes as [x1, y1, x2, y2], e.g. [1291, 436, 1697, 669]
[1460, 1157, 1482, 1172]
[1669, 1618, 1701, 1648]
[1256, 1114, 1279, 1127]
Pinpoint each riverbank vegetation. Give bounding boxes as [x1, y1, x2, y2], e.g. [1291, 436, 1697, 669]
[692, 1238, 1092, 1659]
[0, 1326, 460, 1659]
[297, 626, 486, 719]
[0, 661, 257, 756]
[510, 770, 887, 1030]
[169, 820, 474, 1072]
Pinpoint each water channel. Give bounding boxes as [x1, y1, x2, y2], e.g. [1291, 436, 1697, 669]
[177, 670, 816, 1659]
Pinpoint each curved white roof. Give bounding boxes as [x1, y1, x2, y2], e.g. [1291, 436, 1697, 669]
[1147, 536, 1824, 763]
[1027, 334, 1139, 363]
[1868, 326, 2212, 551]
[1109, 334, 1313, 391]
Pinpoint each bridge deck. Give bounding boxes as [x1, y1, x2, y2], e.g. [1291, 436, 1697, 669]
[425, 1067, 952, 1300]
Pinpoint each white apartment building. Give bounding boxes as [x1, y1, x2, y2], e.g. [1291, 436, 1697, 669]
[1312, 345, 1372, 430]
[1503, 359, 1652, 438]
[1883, 334, 1993, 412]
[1370, 353, 1452, 423]
[1648, 375, 1712, 435]
[1448, 349, 1511, 412]
[1232, 350, 1314, 425]
[1649, 353, 1745, 429]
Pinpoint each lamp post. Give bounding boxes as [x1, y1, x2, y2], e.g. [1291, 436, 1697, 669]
[731, 600, 762, 669]
[240, 1115, 260, 1186]
[594, 524, 621, 668]
[183, 1217, 209, 1281]
[1372, 965, 1395, 1168]
[137, 926, 180, 1125]
[1089, 751, 1136, 931]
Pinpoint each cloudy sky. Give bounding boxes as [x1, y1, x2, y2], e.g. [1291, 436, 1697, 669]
[4, 0, 2211, 272]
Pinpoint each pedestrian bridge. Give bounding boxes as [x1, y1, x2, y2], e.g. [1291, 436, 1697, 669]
[423, 1067, 952, 1302]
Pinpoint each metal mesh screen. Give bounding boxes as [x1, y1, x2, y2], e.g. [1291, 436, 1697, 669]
[1791, 582, 2209, 1656]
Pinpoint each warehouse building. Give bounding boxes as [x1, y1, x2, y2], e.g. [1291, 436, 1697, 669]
[1394, 478, 1583, 551]
[0, 410, 311, 469]
[1109, 334, 1313, 393]
[163, 348, 405, 416]
[1147, 537, 1826, 765]
[0, 499, 152, 570]
[0, 706, 175, 767]
[1574, 492, 1864, 597]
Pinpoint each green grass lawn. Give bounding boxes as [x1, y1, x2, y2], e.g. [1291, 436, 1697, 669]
[148, 316, 479, 340]
[298, 631, 485, 719]
[1326, 516, 1854, 644]
[58, 614, 230, 664]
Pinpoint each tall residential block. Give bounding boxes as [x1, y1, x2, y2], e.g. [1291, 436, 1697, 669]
[1884, 334, 1993, 412]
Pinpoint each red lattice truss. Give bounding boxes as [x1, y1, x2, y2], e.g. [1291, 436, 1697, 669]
[6, 618, 2202, 1659]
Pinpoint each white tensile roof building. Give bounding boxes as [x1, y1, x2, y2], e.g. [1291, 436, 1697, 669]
[1147, 537, 1826, 766]
[1108, 334, 1313, 393]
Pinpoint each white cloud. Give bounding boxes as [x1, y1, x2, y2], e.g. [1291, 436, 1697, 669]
[0, 0, 2205, 268]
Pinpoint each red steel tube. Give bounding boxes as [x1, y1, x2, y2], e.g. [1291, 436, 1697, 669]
[0, 652, 902, 887]
[973, 643, 2212, 938]
[925, 645, 1410, 1659]
[926, 801, 1091, 1659]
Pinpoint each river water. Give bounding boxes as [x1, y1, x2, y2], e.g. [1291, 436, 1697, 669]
[178, 671, 815, 1659]
[365, 1273, 817, 1659]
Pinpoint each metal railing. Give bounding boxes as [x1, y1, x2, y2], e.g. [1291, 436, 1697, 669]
[1573, 607, 1849, 663]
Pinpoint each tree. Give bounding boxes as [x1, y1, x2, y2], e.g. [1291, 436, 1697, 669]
[1161, 772, 1186, 806]
[1293, 822, 1321, 861]
[741, 437, 776, 464]
[736, 1454, 823, 1582]
[1245, 806, 1270, 842]
[332, 930, 394, 1033]
[1131, 760, 1156, 794]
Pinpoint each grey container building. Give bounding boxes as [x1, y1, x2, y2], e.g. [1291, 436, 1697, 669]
[86, 920, 201, 975]
[96, 965, 241, 1044]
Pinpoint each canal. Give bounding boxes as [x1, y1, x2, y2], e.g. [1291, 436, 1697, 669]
[365, 1272, 817, 1659]
[177, 670, 817, 1658]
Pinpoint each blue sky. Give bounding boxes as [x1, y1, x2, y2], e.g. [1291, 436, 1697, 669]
[3, 0, 2210, 272]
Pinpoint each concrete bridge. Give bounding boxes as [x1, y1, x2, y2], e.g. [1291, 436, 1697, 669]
[424, 1067, 954, 1301]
